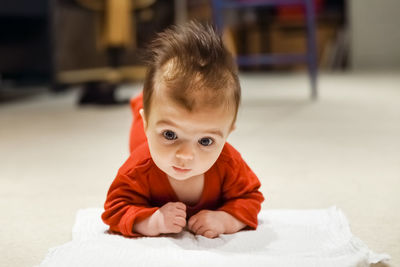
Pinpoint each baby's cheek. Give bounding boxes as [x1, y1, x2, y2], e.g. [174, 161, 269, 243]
[149, 143, 171, 167]
[159, 148, 174, 164]
[199, 151, 220, 171]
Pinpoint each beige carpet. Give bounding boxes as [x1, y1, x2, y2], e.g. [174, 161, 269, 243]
[0, 72, 398, 267]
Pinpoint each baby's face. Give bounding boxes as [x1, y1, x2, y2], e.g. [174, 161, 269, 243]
[141, 90, 235, 181]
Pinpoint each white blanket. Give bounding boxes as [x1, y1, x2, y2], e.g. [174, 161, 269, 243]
[38, 207, 389, 267]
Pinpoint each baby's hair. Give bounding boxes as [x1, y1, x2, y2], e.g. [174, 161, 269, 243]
[142, 21, 241, 123]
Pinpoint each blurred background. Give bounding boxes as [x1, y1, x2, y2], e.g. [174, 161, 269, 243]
[1, 1, 399, 267]
[1, 0, 398, 101]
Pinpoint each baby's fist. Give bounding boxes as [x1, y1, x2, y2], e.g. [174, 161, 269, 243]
[188, 210, 225, 238]
[156, 202, 187, 234]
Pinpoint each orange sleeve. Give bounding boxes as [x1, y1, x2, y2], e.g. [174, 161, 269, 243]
[101, 163, 158, 237]
[217, 152, 264, 229]
[105, 92, 156, 237]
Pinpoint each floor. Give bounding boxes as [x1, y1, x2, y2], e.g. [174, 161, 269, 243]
[0, 72, 399, 267]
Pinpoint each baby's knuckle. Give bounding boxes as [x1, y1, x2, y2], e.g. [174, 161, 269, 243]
[172, 226, 182, 233]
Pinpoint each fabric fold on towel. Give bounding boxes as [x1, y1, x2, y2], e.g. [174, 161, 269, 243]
[38, 207, 390, 267]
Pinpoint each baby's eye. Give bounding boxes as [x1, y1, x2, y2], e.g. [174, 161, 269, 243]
[163, 130, 177, 140]
[198, 137, 214, 147]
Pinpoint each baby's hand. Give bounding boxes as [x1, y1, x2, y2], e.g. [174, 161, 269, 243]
[188, 210, 226, 238]
[155, 202, 187, 234]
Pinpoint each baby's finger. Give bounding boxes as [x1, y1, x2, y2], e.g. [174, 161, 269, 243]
[189, 220, 201, 234]
[203, 230, 218, 239]
[174, 216, 187, 228]
[194, 225, 207, 236]
[187, 216, 197, 230]
[170, 224, 184, 233]
[175, 208, 186, 219]
[174, 202, 186, 211]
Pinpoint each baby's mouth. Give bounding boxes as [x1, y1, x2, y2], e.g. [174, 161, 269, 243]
[172, 166, 191, 173]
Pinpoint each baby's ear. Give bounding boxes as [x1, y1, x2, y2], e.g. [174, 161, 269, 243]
[139, 109, 148, 130]
[230, 123, 236, 133]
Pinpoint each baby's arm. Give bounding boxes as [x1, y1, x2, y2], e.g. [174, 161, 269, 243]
[188, 210, 246, 238]
[188, 147, 264, 238]
[102, 163, 187, 237]
[133, 202, 187, 236]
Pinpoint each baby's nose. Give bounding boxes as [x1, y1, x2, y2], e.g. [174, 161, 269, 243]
[175, 144, 194, 161]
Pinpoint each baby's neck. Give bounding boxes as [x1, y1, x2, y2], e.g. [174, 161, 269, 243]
[167, 174, 205, 206]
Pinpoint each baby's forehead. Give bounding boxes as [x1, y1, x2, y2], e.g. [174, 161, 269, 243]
[152, 81, 236, 115]
[153, 86, 229, 110]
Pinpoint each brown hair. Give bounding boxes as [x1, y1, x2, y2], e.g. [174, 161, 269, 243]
[142, 21, 241, 123]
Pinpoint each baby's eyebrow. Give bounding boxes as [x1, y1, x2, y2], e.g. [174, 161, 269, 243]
[156, 119, 176, 127]
[204, 130, 223, 138]
[156, 119, 223, 138]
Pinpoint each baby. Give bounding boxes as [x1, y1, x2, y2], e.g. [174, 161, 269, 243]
[102, 21, 264, 239]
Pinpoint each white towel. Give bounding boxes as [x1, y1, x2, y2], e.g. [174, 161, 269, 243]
[38, 207, 390, 267]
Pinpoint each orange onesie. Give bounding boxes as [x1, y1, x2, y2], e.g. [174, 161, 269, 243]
[101, 94, 264, 237]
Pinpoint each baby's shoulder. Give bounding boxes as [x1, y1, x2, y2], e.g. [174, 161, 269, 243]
[217, 142, 244, 166]
[117, 143, 153, 176]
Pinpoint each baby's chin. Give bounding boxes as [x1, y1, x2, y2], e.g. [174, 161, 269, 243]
[165, 168, 205, 181]
[166, 171, 198, 181]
